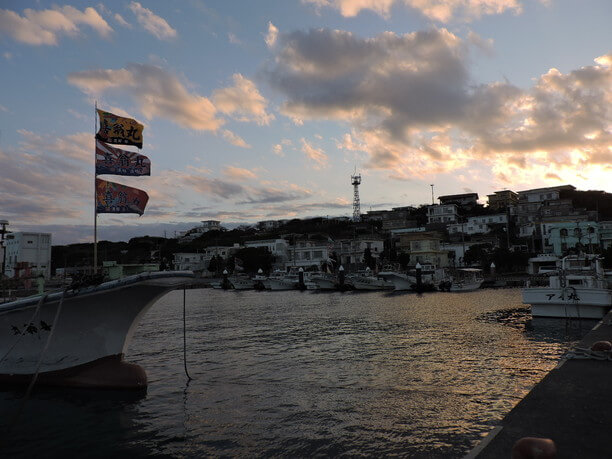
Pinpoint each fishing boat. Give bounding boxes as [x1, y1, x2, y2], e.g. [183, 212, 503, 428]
[307, 272, 337, 290]
[439, 268, 484, 292]
[228, 274, 255, 290]
[0, 271, 193, 389]
[522, 255, 612, 319]
[349, 268, 394, 291]
[377, 265, 415, 291]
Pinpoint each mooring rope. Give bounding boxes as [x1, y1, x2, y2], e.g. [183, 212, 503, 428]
[183, 288, 193, 381]
[10, 290, 66, 429]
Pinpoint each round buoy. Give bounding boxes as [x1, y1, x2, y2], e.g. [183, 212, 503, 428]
[512, 437, 557, 459]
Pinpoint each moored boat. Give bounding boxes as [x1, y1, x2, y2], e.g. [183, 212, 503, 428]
[522, 255, 612, 319]
[0, 271, 193, 389]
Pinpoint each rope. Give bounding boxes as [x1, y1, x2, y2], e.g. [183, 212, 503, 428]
[10, 290, 66, 429]
[183, 288, 192, 381]
[565, 347, 612, 361]
[0, 293, 48, 365]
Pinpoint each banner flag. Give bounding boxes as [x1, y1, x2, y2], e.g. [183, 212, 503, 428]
[96, 109, 144, 148]
[95, 178, 149, 215]
[95, 140, 151, 176]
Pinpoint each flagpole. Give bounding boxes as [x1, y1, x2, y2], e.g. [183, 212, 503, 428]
[94, 101, 98, 274]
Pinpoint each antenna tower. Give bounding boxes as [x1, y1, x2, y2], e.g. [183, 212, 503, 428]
[351, 172, 361, 222]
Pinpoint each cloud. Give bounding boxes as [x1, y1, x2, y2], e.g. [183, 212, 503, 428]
[228, 32, 241, 44]
[68, 63, 223, 131]
[236, 183, 313, 204]
[265, 21, 278, 47]
[114, 13, 131, 28]
[223, 166, 257, 179]
[0, 5, 112, 45]
[69, 65, 273, 148]
[302, 0, 523, 22]
[128, 2, 176, 40]
[212, 74, 275, 125]
[266, 27, 612, 184]
[300, 138, 329, 169]
[0, 131, 94, 223]
[222, 130, 251, 148]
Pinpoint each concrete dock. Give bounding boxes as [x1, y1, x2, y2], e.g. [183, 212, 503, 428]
[468, 311, 612, 459]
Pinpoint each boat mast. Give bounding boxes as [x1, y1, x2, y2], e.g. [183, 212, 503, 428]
[93, 101, 98, 273]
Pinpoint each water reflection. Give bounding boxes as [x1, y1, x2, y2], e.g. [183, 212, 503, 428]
[0, 288, 593, 457]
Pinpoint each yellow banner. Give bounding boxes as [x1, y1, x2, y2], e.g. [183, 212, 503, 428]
[96, 109, 144, 149]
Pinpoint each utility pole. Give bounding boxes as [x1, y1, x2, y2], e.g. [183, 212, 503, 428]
[430, 184, 434, 205]
[0, 219, 9, 277]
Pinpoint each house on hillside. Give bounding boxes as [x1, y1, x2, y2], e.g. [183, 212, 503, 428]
[396, 231, 449, 268]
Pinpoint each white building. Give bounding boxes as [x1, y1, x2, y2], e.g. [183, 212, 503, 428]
[427, 204, 458, 224]
[173, 244, 237, 274]
[179, 220, 223, 243]
[286, 241, 332, 269]
[4, 232, 52, 278]
[448, 214, 508, 235]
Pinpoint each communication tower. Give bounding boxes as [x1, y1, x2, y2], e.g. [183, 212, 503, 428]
[351, 172, 361, 222]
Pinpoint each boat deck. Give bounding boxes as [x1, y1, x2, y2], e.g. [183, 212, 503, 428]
[468, 310, 612, 458]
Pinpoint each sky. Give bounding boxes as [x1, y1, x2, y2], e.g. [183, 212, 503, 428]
[0, 0, 610, 245]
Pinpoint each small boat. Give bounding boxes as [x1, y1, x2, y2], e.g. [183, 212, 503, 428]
[307, 272, 337, 290]
[439, 268, 484, 292]
[0, 271, 193, 389]
[268, 272, 301, 291]
[349, 268, 394, 291]
[377, 266, 415, 291]
[228, 274, 255, 290]
[522, 255, 612, 319]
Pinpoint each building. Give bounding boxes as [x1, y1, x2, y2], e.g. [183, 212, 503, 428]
[364, 206, 420, 231]
[174, 244, 238, 275]
[335, 238, 384, 269]
[257, 220, 279, 231]
[4, 232, 52, 278]
[179, 220, 223, 243]
[546, 221, 600, 256]
[286, 240, 333, 270]
[516, 185, 576, 225]
[396, 231, 449, 267]
[427, 204, 458, 224]
[101, 261, 159, 280]
[600, 221, 612, 251]
[438, 193, 479, 209]
[448, 214, 508, 235]
[487, 190, 518, 210]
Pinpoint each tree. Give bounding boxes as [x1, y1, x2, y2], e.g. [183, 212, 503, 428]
[231, 247, 275, 273]
[207, 255, 224, 274]
[363, 247, 375, 269]
[463, 243, 492, 268]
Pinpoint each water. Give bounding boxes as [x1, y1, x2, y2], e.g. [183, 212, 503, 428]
[1, 289, 594, 457]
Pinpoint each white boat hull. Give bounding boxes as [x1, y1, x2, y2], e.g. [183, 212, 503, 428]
[0, 271, 193, 388]
[522, 287, 612, 319]
[450, 280, 484, 292]
[351, 276, 394, 291]
[309, 277, 337, 290]
[378, 272, 415, 291]
[268, 278, 299, 291]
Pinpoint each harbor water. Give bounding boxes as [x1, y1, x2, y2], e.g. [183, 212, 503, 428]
[1, 288, 594, 457]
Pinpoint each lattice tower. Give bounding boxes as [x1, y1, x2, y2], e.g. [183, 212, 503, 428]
[351, 173, 361, 222]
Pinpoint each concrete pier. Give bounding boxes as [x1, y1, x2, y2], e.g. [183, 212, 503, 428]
[468, 310, 612, 459]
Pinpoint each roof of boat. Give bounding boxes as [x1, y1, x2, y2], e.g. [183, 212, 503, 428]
[0, 270, 194, 312]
